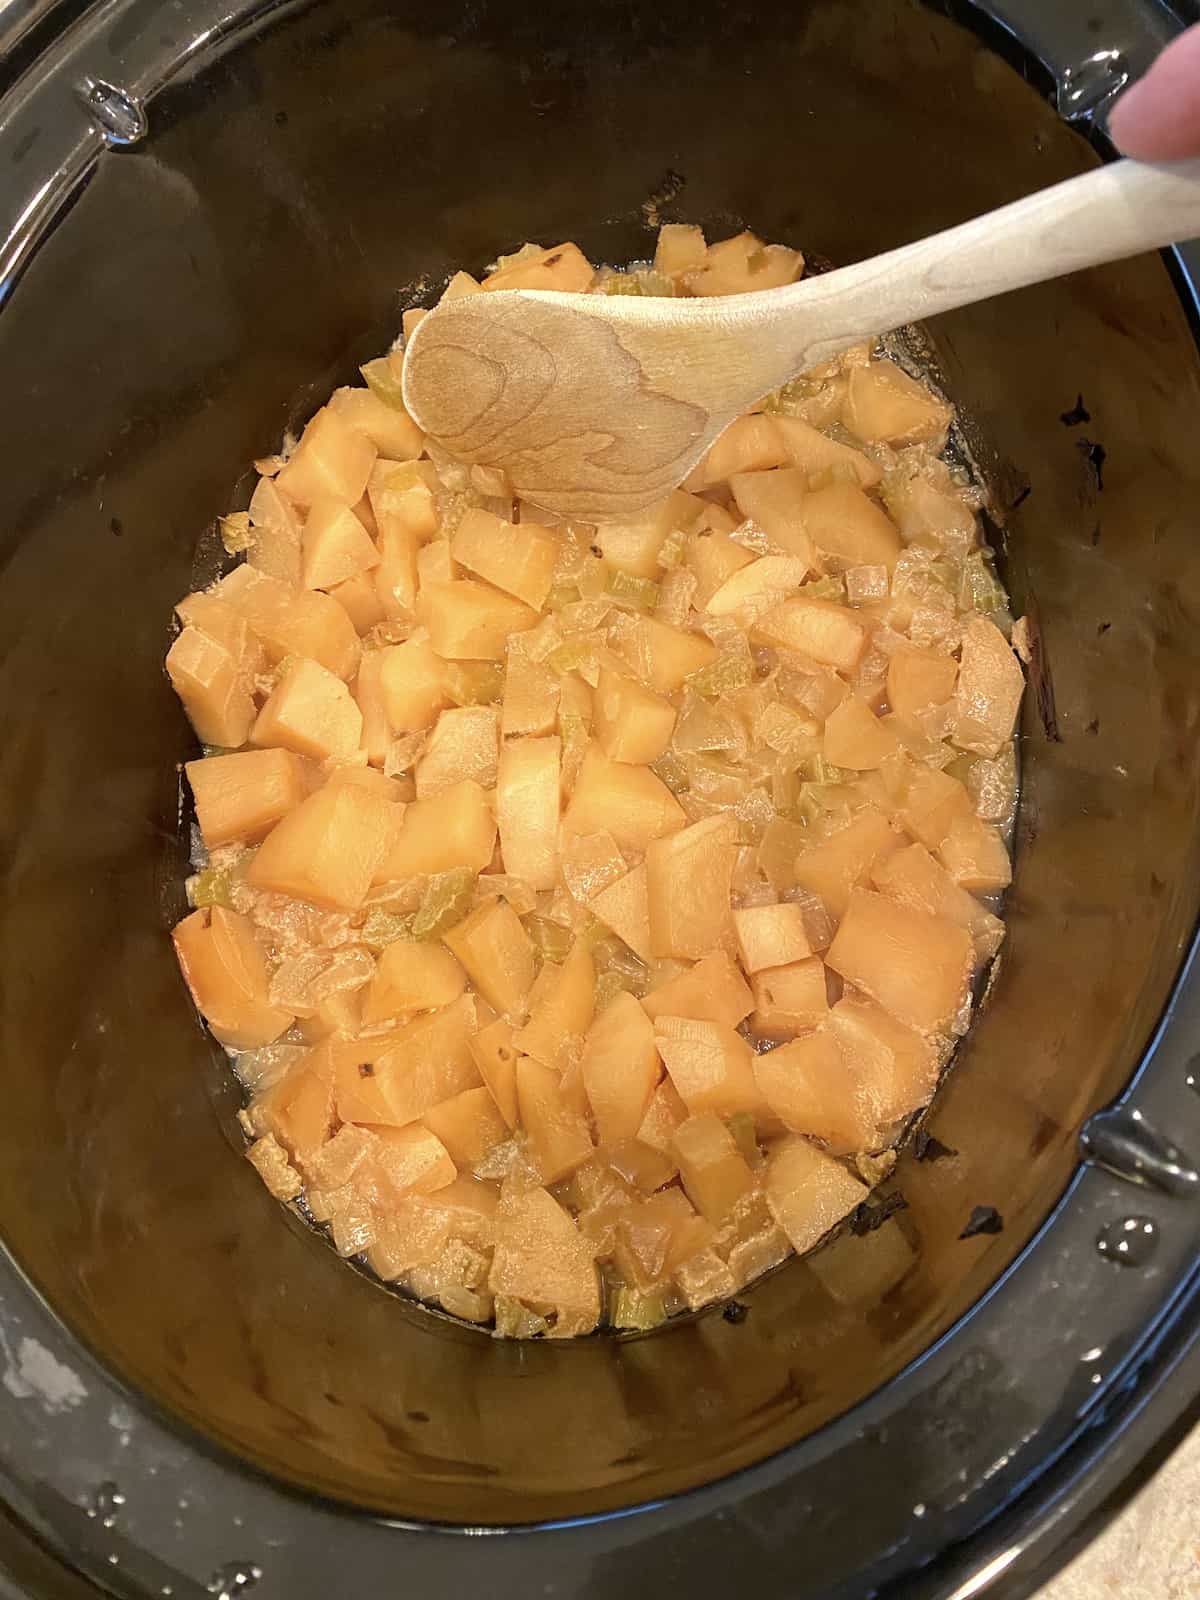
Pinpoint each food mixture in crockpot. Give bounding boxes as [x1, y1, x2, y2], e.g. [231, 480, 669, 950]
[167, 225, 1022, 1337]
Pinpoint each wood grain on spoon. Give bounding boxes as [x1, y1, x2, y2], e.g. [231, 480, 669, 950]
[403, 157, 1200, 523]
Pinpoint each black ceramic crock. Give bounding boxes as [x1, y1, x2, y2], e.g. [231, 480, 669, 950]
[0, 1, 1197, 1596]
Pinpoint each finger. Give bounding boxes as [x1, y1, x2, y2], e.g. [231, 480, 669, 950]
[1109, 25, 1200, 161]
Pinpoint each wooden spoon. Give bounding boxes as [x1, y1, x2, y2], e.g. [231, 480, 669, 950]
[403, 158, 1200, 522]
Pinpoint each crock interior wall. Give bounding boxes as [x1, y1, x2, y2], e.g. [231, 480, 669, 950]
[0, 0, 1197, 1522]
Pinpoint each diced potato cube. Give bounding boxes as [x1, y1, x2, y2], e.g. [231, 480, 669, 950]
[417, 540, 455, 590]
[700, 415, 790, 485]
[589, 863, 654, 963]
[734, 904, 816, 973]
[753, 1029, 877, 1152]
[826, 889, 975, 1034]
[375, 778, 495, 880]
[594, 668, 676, 765]
[672, 1112, 755, 1224]
[247, 476, 304, 586]
[301, 497, 379, 591]
[841, 360, 951, 446]
[641, 952, 753, 1028]
[276, 405, 377, 509]
[377, 637, 449, 734]
[186, 748, 308, 848]
[822, 693, 900, 770]
[893, 762, 974, 849]
[637, 1076, 688, 1153]
[728, 468, 816, 565]
[166, 627, 255, 748]
[363, 942, 466, 1024]
[353, 649, 390, 766]
[468, 1017, 519, 1128]
[686, 529, 755, 607]
[422, 1086, 508, 1168]
[685, 231, 803, 297]
[936, 813, 1012, 893]
[515, 941, 595, 1069]
[827, 991, 943, 1127]
[250, 656, 362, 762]
[420, 579, 538, 660]
[793, 805, 901, 920]
[654, 1015, 763, 1119]
[496, 736, 561, 890]
[501, 648, 559, 736]
[580, 989, 660, 1146]
[516, 1057, 594, 1183]
[770, 414, 880, 489]
[174, 591, 266, 682]
[753, 597, 868, 673]
[214, 565, 360, 680]
[559, 830, 626, 903]
[706, 556, 810, 624]
[248, 782, 394, 910]
[328, 570, 386, 634]
[259, 1053, 335, 1164]
[443, 896, 535, 1017]
[329, 385, 424, 459]
[372, 1124, 458, 1195]
[481, 242, 595, 293]
[871, 841, 1004, 960]
[654, 222, 707, 280]
[953, 617, 1024, 756]
[369, 457, 439, 544]
[488, 1183, 600, 1336]
[645, 814, 738, 959]
[596, 490, 702, 578]
[450, 508, 559, 611]
[416, 705, 499, 798]
[750, 957, 830, 1040]
[173, 905, 294, 1050]
[615, 615, 719, 694]
[887, 647, 958, 719]
[764, 1134, 867, 1254]
[366, 996, 481, 1125]
[799, 482, 901, 571]
[562, 745, 684, 853]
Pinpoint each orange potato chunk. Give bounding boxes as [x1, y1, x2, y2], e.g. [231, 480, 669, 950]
[259, 1053, 335, 1165]
[641, 952, 753, 1029]
[589, 863, 654, 963]
[369, 458, 439, 543]
[734, 903, 817, 973]
[173, 906, 295, 1050]
[501, 648, 559, 737]
[329, 384, 424, 459]
[422, 1087, 509, 1169]
[166, 627, 255, 748]
[892, 763, 974, 849]
[842, 361, 951, 446]
[186, 748, 308, 848]
[594, 668, 676, 765]
[562, 746, 685, 853]
[700, 415, 790, 485]
[416, 705, 499, 798]
[365, 997, 481, 1125]
[887, 647, 959, 719]
[799, 482, 902, 572]
[871, 841, 1004, 960]
[596, 490, 703, 578]
[377, 637, 449, 734]
[450, 508, 559, 611]
[750, 957, 830, 1040]
[250, 656, 363, 762]
[936, 813, 1012, 893]
[637, 1076, 689, 1153]
[827, 991, 944, 1128]
[654, 1015, 764, 1119]
[419, 579, 539, 660]
[481, 242, 595, 293]
[374, 779, 495, 879]
[372, 1124, 458, 1196]
[174, 591, 266, 681]
[276, 405, 377, 509]
[442, 896, 535, 1018]
[654, 222, 707, 280]
[247, 477, 304, 587]
[954, 617, 1024, 756]
[753, 1030, 877, 1152]
[363, 942, 466, 1024]
[488, 1183, 600, 1337]
[793, 805, 901, 920]
[728, 468, 817, 565]
[581, 989, 661, 1146]
[214, 565, 360, 680]
[354, 649, 390, 766]
[771, 414, 880, 489]
[764, 1135, 867, 1254]
[516, 1057, 594, 1183]
[671, 1114, 755, 1223]
[706, 555, 810, 621]
[615, 615, 719, 694]
[468, 1017, 520, 1128]
[328, 571, 386, 634]
[686, 528, 755, 607]
[826, 889, 975, 1035]
[753, 597, 868, 673]
[684, 231, 803, 297]
[822, 693, 901, 770]
[301, 497, 379, 591]
[645, 813, 738, 960]
[248, 782, 394, 910]
[514, 941, 595, 1068]
[497, 736, 561, 889]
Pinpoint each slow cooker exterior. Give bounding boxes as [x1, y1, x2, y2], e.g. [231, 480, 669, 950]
[0, 0, 1198, 1595]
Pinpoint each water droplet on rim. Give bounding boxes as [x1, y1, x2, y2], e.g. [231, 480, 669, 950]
[75, 77, 147, 145]
[207, 1561, 263, 1598]
[1096, 1215, 1158, 1267]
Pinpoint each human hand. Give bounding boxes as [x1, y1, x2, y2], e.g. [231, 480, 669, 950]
[1109, 26, 1200, 160]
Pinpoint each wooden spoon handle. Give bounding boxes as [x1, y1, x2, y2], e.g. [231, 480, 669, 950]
[767, 157, 1200, 371]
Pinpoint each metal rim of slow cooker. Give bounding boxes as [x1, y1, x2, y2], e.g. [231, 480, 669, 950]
[0, 1, 1196, 1597]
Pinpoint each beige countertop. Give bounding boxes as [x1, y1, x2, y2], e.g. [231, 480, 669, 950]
[1036, 1423, 1199, 1598]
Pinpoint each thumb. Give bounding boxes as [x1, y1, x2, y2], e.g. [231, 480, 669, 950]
[1109, 26, 1200, 160]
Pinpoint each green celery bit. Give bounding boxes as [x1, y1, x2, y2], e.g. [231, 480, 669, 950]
[688, 654, 754, 697]
[959, 551, 1007, 614]
[610, 1286, 668, 1331]
[191, 866, 233, 908]
[360, 909, 415, 951]
[605, 569, 659, 611]
[802, 574, 847, 602]
[200, 743, 236, 759]
[412, 868, 476, 940]
[493, 1295, 549, 1339]
[444, 661, 504, 706]
[726, 1112, 759, 1166]
[219, 511, 254, 555]
[600, 273, 645, 296]
[798, 753, 850, 784]
[360, 356, 407, 410]
[547, 639, 594, 676]
[525, 916, 573, 963]
[656, 527, 689, 571]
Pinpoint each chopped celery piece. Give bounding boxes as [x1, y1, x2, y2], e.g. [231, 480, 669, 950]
[219, 511, 254, 554]
[959, 550, 1007, 615]
[798, 753, 850, 784]
[591, 934, 648, 987]
[726, 1112, 759, 1166]
[599, 273, 645, 296]
[688, 654, 754, 697]
[493, 1295, 549, 1339]
[802, 574, 847, 602]
[656, 526, 689, 571]
[444, 661, 504, 706]
[605, 569, 659, 611]
[360, 355, 407, 410]
[560, 712, 590, 789]
[650, 750, 690, 794]
[524, 915, 573, 963]
[191, 866, 233, 908]
[546, 583, 580, 612]
[547, 639, 594, 676]
[360, 909, 415, 952]
[200, 743, 237, 759]
[610, 1286, 668, 1331]
[412, 868, 476, 940]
